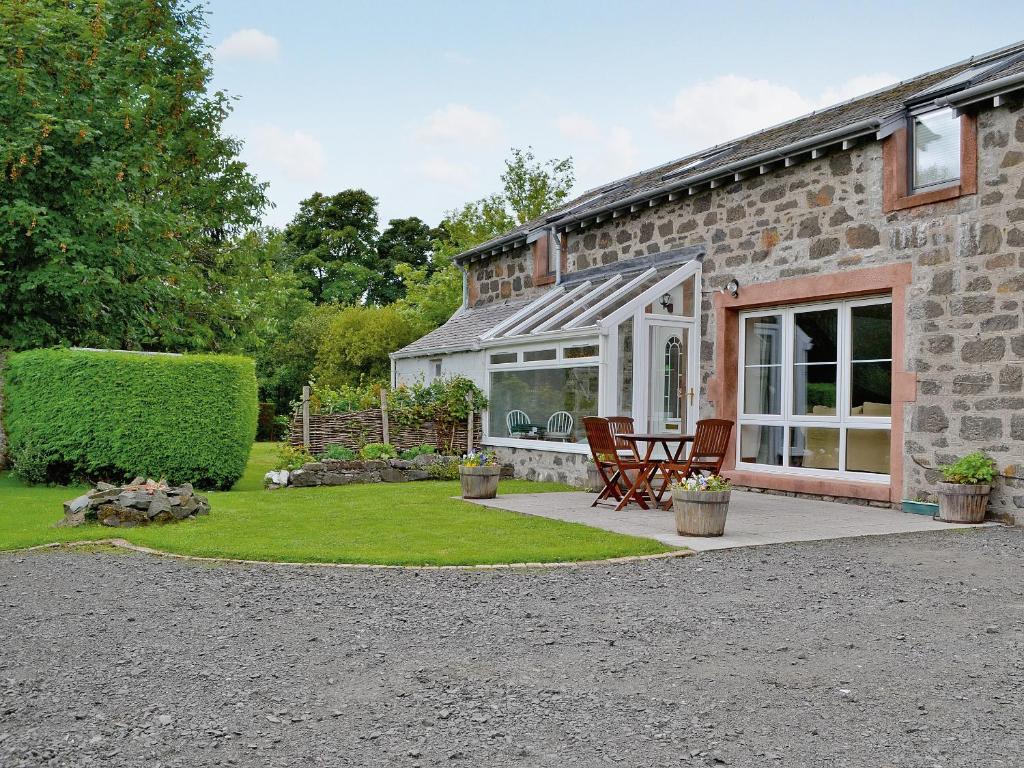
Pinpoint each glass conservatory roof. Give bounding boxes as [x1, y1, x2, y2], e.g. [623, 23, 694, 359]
[481, 259, 699, 342]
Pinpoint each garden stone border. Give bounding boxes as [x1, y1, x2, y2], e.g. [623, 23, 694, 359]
[266, 454, 512, 489]
[11, 539, 693, 570]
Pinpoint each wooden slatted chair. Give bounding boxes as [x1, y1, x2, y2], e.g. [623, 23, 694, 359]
[583, 417, 658, 509]
[606, 415, 638, 459]
[660, 418, 734, 488]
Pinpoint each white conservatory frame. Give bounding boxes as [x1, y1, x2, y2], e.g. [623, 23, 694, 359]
[735, 295, 893, 483]
[479, 259, 703, 454]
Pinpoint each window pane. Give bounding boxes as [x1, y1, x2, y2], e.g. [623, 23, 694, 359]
[743, 365, 782, 415]
[914, 109, 960, 189]
[647, 275, 696, 317]
[850, 303, 892, 361]
[488, 367, 599, 442]
[490, 352, 516, 365]
[793, 364, 837, 416]
[617, 319, 633, 416]
[789, 427, 839, 470]
[564, 344, 599, 359]
[850, 361, 892, 416]
[523, 349, 556, 362]
[739, 425, 783, 466]
[846, 429, 890, 474]
[793, 308, 837, 364]
[744, 315, 782, 366]
[546, 234, 558, 274]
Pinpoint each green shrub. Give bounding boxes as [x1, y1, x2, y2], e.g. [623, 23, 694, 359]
[940, 451, 997, 485]
[359, 442, 398, 461]
[399, 444, 436, 461]
[320, 444, 357, 461]
[4, 348, 257, 489]
[275, 443, 315, 471]
[426, 457, 460, 480]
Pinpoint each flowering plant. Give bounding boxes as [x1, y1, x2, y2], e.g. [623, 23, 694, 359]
[461, 450, 499, 468]
[673, 474, 731, 492]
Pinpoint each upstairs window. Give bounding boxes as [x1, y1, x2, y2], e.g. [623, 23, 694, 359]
[911, 107, 960, 191]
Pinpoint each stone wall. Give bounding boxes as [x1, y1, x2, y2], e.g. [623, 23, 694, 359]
[490, 445, 592, 486]
[470, 101, 1024, 519]
[469, 243, 542, 307]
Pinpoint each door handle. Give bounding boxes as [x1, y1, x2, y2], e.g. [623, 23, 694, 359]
[688, 387, 695, 405]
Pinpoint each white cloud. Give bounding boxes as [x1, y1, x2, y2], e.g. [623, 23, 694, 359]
[653, 72, 898, 153]
[415, 104, 505, 148]
[247, 126, 326, 182]
[415, 157, 475, 188]
[555, 113, 601, 142]
[215, 29, 280, 62]
[816, 73, 898, 107]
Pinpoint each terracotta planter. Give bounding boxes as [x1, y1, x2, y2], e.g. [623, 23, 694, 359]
[671, 488, 731, 536]
[460, 465, 501, 499]
[936, 482, 990, 524]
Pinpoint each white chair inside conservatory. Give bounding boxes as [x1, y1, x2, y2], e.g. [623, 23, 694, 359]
[506, 409, 531, 436]
[546, 411, 574, 442]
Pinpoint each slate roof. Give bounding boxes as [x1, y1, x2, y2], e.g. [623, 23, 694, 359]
[455, 40, 1024, 264]
[393, 297, 534, 357]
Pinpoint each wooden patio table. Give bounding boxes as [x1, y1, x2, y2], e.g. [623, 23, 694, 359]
[614, 433, 695, 511]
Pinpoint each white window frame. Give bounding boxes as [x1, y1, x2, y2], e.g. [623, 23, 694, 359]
[909, 106, 961, 193]
[482, 337, 601, 454]
[736, 295, 893, 483]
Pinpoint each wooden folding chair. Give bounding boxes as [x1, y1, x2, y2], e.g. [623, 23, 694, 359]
[660, 419, 734, 488]
[606, 415, 639, 460]
[583, 417, 659, 509]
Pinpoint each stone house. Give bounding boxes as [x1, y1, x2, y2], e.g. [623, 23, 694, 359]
[392, 42, 1024, 521]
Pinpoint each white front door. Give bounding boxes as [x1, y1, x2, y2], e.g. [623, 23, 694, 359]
[645, 320, 697, 434]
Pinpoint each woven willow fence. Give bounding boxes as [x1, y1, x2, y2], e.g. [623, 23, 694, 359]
[288, 387, 482, 455]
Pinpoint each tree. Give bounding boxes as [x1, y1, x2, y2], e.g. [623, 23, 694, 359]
[313, 305, 423, 389]
[282, 190, 380, 304]
[501, 147, 575, 224]
[0, 0, 268, 351]
[394, 147, 575, 330]
[369, 216, 435, 305]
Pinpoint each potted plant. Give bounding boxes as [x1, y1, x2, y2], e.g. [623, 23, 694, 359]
[459, 451, 501, 499]
[671, 474, 731, 536]
[936, 451, 996, 524]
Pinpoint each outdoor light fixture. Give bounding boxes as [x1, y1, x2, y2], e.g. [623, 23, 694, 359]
[725, 279, 740, 298]
[659, 293, 674, 313]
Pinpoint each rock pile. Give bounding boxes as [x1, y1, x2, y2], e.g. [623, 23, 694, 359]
[60, 478, 210, 528]
[266, 454, 452, 489]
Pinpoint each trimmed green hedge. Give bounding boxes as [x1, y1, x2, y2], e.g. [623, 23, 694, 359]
[4, 349, 257, 489]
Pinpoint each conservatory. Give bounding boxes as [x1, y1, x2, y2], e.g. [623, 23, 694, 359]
[391, 247, 705, 456]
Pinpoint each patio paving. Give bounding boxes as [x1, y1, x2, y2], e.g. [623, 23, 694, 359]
[468, 490, 995, 551]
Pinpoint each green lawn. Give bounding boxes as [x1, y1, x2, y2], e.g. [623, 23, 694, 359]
[0, 443, 671, 565]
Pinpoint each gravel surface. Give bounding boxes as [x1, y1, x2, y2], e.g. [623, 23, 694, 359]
[1, 527, 1022, 767]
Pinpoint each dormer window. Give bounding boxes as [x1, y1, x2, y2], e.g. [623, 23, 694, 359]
[911, 107, 961, 191]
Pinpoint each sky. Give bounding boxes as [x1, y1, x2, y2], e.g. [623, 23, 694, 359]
[205, 1, 1024, 230]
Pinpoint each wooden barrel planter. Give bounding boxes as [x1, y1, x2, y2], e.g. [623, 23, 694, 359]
[671, 488, 731, 536]
[936, 483, 990, 524]
[460, 465, 501, 499]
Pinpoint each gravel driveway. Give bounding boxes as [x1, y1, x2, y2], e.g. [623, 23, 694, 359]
[1, 527, 1021, 767]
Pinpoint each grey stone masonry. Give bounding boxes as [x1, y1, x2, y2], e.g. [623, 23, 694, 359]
[470, 100, 1024, 521]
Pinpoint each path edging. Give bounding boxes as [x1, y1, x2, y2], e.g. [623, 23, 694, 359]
[11, 539, 693, 570]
